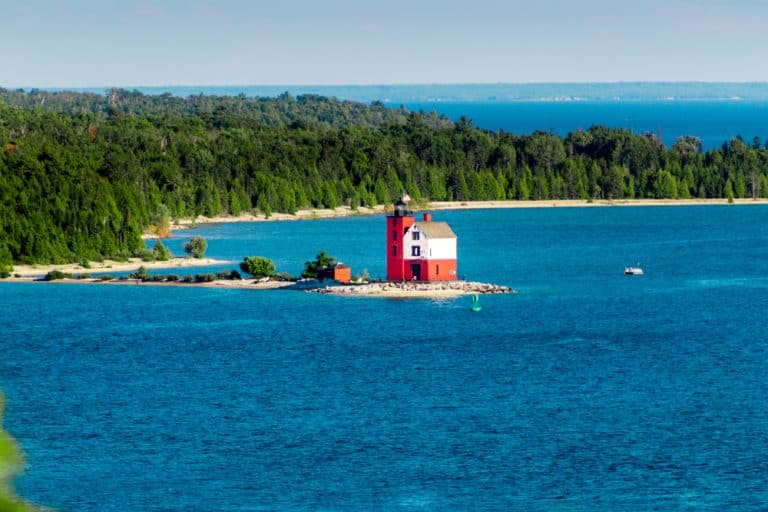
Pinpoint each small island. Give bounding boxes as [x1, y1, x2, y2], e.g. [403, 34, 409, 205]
[4, 217, 515, 299]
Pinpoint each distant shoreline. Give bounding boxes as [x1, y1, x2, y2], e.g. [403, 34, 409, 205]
[35, 82, 768, 103]
[165, 198, 768, 231]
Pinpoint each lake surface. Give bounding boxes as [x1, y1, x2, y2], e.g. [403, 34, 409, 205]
[395, 100, 768, 151]
[2, 206, 768, 511]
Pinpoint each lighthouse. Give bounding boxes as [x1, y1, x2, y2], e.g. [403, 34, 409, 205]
[386, 197, 458, 282]
[385, 198, 415, 281]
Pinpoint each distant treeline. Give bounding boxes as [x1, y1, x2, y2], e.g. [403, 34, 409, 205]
[1, 88, 767, 265]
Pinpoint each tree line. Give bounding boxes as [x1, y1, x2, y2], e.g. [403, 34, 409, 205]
[1, 89, 768, 265]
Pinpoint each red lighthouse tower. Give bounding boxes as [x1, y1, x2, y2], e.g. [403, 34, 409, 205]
[386, 198, 415, 281]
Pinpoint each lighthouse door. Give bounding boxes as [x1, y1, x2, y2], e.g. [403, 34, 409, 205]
[410, 263, 421, 281]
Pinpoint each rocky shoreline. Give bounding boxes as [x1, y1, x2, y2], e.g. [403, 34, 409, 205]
[2, 276, 514, 298]
[307, 280, 514, 298]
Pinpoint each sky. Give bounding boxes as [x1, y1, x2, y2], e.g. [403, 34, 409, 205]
[2, 0, 768, 87]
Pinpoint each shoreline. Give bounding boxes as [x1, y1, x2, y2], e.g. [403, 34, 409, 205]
[160, 198, 768, 233]
[9, 257, 233, 279]
[308, 281, 514, 298]
[2, 275, 295, 290]
[1, 277, 513, 298]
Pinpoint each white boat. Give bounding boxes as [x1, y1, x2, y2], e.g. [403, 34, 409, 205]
[624, 265, 644, 275]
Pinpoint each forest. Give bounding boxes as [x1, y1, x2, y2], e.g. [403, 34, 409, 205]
[1, 88, 768, 265]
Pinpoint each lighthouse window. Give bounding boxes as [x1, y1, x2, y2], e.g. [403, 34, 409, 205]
[411, 246, 420, 257]
[412, 231, 420, 241]
[392, 230, 397, 241]
[392, 246, 397, 257]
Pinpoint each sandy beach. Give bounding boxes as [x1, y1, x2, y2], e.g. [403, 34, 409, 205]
[10, 257, 233, 279]
[158, 198, 768, 235]
[429, 198, 768, 209]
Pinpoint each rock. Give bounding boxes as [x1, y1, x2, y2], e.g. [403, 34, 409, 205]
[304, 280, 515, 296]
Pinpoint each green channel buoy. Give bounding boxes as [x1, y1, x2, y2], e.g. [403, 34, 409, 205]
[470, 294, 482, 312]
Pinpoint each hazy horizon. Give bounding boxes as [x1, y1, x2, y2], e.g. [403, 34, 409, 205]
[4, 1, 768, 87]
[14, 82, 768, 104]
[12, 80, 768, 88]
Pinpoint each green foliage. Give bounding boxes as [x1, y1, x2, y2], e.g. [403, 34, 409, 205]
[239, 256, 276, 278]
[0, 263, 11, 279]
[302, 250, 336, 279]
[194, 273, 217, 283]
[274, 271, 295, 281]
[2, 89, 768, 265]
[127, 266, 150, 280]
[213, 270, 243, 280]
[152, 240, 171, 261]
[43, 270, 71, 281]
[137, 273, 180, 282]
[183, 236, 207, 259]
[137, 249, 155, 262]
[0, 395, 38, 512]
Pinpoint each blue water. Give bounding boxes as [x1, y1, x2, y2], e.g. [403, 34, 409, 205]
[48, 84, 768, 151]
[2, 206, 768, 511]
[396, 100, 768, 150]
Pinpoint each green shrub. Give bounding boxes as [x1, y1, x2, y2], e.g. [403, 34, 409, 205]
[302, 250, 335, 279]
[127, 266, 150, 280]
[184, 236, 207, 258]
[274, 271, 295, 282]
[152, 240, 171, 261]
[44, 270, 70, 281]
[240, 256, 275, 278]
[99, 275, 116, 281]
